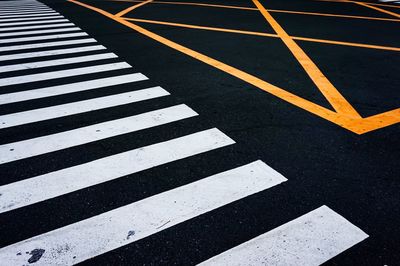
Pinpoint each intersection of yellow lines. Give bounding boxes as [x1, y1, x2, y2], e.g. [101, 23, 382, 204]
[68, 0, 400, 134]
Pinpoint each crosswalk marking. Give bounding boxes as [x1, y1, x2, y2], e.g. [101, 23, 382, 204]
[0, 18, 69, 26]
[0, 128, 232, 213]
[0, 62, 131, 87]
[0, 86, 168, 129]
[0, 38, 97, 52]
[0, 73, 148, 105]
[0, 44, 104, 63]
[0, 32, 87, 44]
[0, 104, 198, 166]
[0, 160, 288, 265]
[0, 15, 63, 22]
[0, 22, 75, 32]
[0, 10, 56, 17]
[0, 8, 51, 13]
[0, 26, 80, 37]
[0, 53, 118, 73]
[0, 12, 60, 19]
[198, 206, 368, 266]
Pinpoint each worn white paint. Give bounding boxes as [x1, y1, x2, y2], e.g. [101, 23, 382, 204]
[0, 18, 68, 26]
[0, 73, 148, 105]
[0, 12, 60, 19]
[0, 160, 289, 265]
[0, 86, 168, 129]
[0, 15, 63, 22]
[0, 53, 117, 73]
[0, 38, 97, 52]
[0, 22, 74, 32]
[0, 32, 87, 44]
[0, 104, 198, 165]
[199, 205, 368, 266]
[0, 61, 130, 88]
[0, 27, 80, 37]
[0, 44, 105, 62]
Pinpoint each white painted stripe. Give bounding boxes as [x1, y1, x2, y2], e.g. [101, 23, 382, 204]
[0, 3, 46, 8]
[0, 45, 105, 62]
[0, 26, 79, 37]
[0, 61, 130, 88]
[0, 22, 74, 32]
[0, 73, 148, 105]
[0, 12, 59, 19]
[0, 15, 63, 22]
[198, 206, 368, 266]
[0, 104, 197, 165]
[0, 8, 51, 13]
[0, 53, 117, 73]
[0, 160, 287, 265]
[0, 18, 68, 26]
[0, 86, 168, 128]
[0, 38, 96, 52]
[0, 32, 87, 44]
[0, 10, 55, 16]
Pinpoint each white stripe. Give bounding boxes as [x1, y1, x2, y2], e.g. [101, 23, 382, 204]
[0, 26, 79, 37]
[0, 160, 288, 265]
[0, 53, 117, 73]
[0, 10, 55, 16]
[0, 85, 168, 128]
[0, 15, 63, 22]
[0, 22, 74, 32]
[0, 104, 198, 166]
[0, 7, 51, 13]
[0, 12, 59, 19]
[0, 32, 87, 44]
[0, 45, 105, 62]
[0, 18, 68, 26]
[0, 61, 130, 88]
[198, 206, 368, 266]
[0, 38, 97, 52]
[0, 73, 148, 105]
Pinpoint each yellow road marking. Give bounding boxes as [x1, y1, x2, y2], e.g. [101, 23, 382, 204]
[317, 0, 400, 9]
[124, 17, 400, 52]
[353, 1, 400, 19]
[111, 0, 400, 23]
[68, 0, 400, 134]
[252, 0, 361, 117]
[115, 0, 152, 17]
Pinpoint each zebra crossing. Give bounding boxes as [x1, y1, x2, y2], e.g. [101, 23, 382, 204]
[0, 0, 369, 265]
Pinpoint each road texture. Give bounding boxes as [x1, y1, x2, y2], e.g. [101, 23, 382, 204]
[0, 0, 399, 265]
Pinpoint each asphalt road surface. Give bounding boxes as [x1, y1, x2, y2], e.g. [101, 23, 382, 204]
[0, 0, 399, 265]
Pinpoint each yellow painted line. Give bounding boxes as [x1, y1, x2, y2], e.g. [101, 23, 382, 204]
[68, 0, 400, 134]
[252, 0, 361, 117]
[353, 2, 400, 19]
[111, 0, 400, 23]
[317, 0, 400, 9]
[124, 17, 400, 52]
[115, 0, 152, 17]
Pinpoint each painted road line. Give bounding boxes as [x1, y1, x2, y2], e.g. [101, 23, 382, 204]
[0, 32, 87, 44]
[0, 8, 51, 13]
[0, 159, 288, 265]
[0, 15, 63, 22]
[0, 53, 118, 73]
[0, 73, 148, 105]
[0, 45, 105, 62]
[0, 18, 68, 26]
[0, 38, 97, 52]
[0, 86, 169, 129]
[0, 104, 198, 165]
[0, 27, 80, 37]
[0, 11, 56, 17]
[198, 206, 368, 266]
[0, 12, 60, 19]
[0, 62, 130, 88]
[0, 22, 75, 32]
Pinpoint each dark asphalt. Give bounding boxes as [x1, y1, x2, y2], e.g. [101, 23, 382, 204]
[0, 0, 399, 265]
